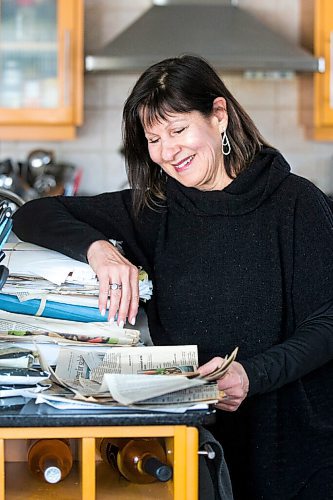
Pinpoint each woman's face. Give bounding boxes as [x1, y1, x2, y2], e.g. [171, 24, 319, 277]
[143, 98, 230, 191]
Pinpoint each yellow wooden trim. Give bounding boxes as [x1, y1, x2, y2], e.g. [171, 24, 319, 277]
[313, 125, 333, 140]
[81, 437, 96, 500]
[173, 426, 188, 500]
[0, 426, 177, 440]
[0, 440, 4, 500]
[0, 125, 76, 140]
[0, 108, 73, 124]
[74, 0, 84, 126]
[186, 427, 198, 500]
[314, 0, 333, 131]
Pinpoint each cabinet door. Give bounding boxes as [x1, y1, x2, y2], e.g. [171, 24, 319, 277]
[314, 0, 333, 136]
[0, 0, 83, 137]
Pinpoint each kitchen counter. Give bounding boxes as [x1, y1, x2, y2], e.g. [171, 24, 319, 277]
[0, 400, 214, 498]
[0, 399, 216, 427]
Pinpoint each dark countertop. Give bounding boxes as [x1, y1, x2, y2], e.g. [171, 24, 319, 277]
[0, 400, 216, 428]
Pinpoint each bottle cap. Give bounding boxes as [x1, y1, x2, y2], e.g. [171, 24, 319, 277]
[144, 457, 172, 482]
[44, 466, 61, 484]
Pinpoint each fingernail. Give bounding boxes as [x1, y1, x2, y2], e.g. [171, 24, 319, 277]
[130, 317, 136, 326]
[109, 316, 114, 323]
[101, 309, 106, 317]
[118, 320, 124, 329]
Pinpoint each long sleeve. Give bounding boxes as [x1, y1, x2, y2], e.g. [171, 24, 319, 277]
[242, 299, 333, 396]
[242, 183, 333, 396]
[12, 191, 161, 272]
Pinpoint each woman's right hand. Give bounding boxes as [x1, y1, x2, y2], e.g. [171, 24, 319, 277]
[87, 240, 139, 327]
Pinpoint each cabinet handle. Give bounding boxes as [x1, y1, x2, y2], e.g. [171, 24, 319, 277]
[63, 29, 71, 107]
[330, 31, 333, 109]
[198, 444, 215, 460]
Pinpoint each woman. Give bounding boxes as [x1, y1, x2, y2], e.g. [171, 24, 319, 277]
[13, 55, 333, 499]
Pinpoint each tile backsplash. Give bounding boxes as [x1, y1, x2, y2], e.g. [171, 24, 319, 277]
[0, 0, 332, 195]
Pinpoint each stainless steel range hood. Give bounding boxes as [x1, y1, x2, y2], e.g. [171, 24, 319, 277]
[85, 0, 322, 74]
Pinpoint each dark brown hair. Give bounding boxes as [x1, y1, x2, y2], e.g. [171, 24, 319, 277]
[122, 54, 271, 216]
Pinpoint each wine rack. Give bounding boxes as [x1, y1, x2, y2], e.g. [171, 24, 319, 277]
[0, 425, 199, 499]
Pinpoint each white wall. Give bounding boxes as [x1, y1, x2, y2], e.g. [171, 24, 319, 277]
[1, 0, 332, 195]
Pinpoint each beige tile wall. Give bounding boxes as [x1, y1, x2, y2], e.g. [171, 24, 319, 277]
[1, 0, 332, 195]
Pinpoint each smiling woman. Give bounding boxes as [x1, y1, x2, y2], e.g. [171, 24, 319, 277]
[13, 55, 333, 500]
[143, 107, 230, 191]
[123, 55, 268, 215]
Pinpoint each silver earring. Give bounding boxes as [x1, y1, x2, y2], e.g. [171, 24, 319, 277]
[222, 130, 231, 156]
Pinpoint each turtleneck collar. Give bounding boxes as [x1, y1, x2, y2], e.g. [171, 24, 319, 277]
[166, 147, 291, 216]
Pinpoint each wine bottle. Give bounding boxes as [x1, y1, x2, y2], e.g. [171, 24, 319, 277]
[27, 438, 73, 484]
[98, 437, 172, 484]
[97, 437, 128, 470]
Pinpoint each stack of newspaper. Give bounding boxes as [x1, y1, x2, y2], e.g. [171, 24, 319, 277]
[0, 239, 238, 413]
[2, 344, 238, 412]
[0, 241, 152, 347]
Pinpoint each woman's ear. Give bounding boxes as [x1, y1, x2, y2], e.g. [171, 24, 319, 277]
[212, 97, 228, 132]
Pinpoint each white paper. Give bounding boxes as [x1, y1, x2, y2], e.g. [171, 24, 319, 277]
[34, 393, 208, 413]
[0, 371, 50, 385]
[3, 242, 96, 285]
[101, 374, 206, 406]
[2, 242, 153, 300]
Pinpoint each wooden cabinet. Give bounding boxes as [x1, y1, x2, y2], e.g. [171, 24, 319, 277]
[314, 0, 333, 139]
[0, 0, 83, 140]
[0, 425, 198, 499]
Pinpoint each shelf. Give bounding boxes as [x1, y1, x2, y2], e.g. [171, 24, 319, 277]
[0, 425, 200, 499]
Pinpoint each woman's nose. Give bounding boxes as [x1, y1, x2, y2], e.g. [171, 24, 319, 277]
[161, 141, 180, 162]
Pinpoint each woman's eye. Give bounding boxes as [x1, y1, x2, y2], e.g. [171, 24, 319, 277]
[148, 138, 159, 144]
[174, 127, 186, 135]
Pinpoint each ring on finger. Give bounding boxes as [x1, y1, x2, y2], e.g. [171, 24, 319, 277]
[110, 283, 122, 291]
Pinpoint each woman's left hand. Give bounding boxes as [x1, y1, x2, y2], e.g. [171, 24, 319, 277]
[197, 359, 249, 411]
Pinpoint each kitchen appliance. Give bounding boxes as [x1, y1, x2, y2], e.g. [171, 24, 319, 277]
[85, 0, 322, 74]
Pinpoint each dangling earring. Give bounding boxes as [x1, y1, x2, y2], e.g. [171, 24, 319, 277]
[221, 130, 231, 156]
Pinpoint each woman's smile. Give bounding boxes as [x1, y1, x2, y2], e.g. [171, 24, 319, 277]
[172, 154, 195, 172]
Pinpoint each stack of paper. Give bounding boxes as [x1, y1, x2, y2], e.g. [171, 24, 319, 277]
[0, 241, 147, 348]
[27, 345, 237, 411]
[0, 242, 153, 322]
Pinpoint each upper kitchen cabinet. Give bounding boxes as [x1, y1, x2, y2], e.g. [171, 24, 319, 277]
[314, 0, 333, 140]
[0, 0, 83, 140]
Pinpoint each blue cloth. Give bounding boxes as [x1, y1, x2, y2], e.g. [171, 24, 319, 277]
[0, 293, 106, 322]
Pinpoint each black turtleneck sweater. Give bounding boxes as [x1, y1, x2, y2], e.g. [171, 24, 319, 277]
[13, 148, 333, 499]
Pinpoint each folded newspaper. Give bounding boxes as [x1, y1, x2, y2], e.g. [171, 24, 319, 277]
[37, 344, 238, 407]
